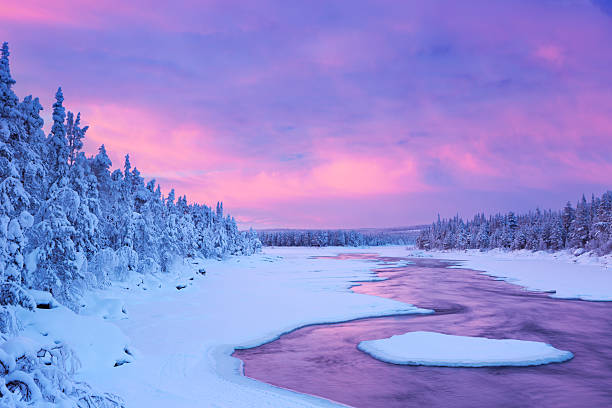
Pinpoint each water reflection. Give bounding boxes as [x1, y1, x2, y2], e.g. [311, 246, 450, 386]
[234, 255, 612, 408]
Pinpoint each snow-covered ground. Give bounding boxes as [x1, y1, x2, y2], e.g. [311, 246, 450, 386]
[17, 247, 430, 407]
[406, 248, 612, 301]
[13, 245, 612, 407]
[357, 331, 573, 367]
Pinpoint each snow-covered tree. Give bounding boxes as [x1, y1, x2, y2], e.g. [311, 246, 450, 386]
[0, 42, 18, 118]
[568, 196, 590, 249]
[66, 111, 87, 167]
[46, 88, 69, 192]
[30, 188, 83, 308]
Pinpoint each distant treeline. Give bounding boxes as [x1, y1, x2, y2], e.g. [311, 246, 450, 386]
[416, 191, 612, 255]
[259, 229, 416, 247]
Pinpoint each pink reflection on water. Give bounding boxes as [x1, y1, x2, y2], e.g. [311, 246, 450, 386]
[235, 255, 612, 408]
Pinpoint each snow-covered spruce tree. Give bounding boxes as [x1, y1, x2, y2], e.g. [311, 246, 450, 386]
[46, 88, 69, 191]
[0, 45, 40, 391]
[30, 187, 84, 309]
[16, 96, 47, 210]
[0, 42, 35, 291]
[30, 89, 97, 308]
[590, 192, 611, 253]
[476, 222, 490, 249]
[568, 195, 590, 249]
[159, 189, 180, 270]
[70, 152, 101, 259]
[66, 111, 87, 168]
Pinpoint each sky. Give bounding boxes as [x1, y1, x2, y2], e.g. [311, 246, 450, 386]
[1, 0, 611, 229]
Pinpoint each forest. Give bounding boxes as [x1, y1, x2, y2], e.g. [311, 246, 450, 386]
[259, 229, 416, 247]
[416, 192, 612, 255]
[0, 41, 262, 406]
[0, 42, 261, 309]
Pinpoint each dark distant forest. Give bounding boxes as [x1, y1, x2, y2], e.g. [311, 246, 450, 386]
[259, 227, 419, 247]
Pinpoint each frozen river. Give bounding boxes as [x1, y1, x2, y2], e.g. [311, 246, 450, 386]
[235, 254, 612, 408]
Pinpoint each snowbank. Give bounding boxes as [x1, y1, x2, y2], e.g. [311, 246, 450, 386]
[19, 247, 430, 407]
[408, 248, 612, 301]
[358, 331, 573, 367]
[16, 299, 133, 378]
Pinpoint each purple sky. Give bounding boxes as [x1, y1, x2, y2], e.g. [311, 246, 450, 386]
[1, 0, 611, 228]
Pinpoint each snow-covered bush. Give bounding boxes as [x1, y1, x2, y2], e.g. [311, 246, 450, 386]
[0, 307, 20, 337]
[0, 337, 125, 407]
[136, 257, 160, 276]
[0, 284, 35, 311]
[113, 247, 138, 282]
[88, 248, 116, 287]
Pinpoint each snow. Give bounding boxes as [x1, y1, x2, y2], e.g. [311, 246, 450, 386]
[5, 369, 43, 402]
[28, 290, 60, 309]
[16, 302, 133, 376]
[18, 210, 33, 229]
[0, 337, 38, 361]
[80, 294, 128, 321]
[357, 331, 574, 367]
[17, 246, 430, 407]
[12, 245, 611, 406]
[407, 248, 612, 301]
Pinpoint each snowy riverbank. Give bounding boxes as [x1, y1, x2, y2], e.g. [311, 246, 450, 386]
[18, 247, 429, 407]
[14, 245, 612, 406]
[406, 247, 612, 301]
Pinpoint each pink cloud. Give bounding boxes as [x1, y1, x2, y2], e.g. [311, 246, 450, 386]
[534, 45, 566, 66]
[80, 104, 233, 178]
[3, 0, 612, 229]
[0, 1, 143, 28]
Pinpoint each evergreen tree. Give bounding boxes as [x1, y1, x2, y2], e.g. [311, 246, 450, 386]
[561, 201, 574, 245]
[0, 42, 18, 118]
[0, 42, 33, 286]
[66, 111, 87, 167]
[476, 222, 489, 249]
[30, 188, 82, 308]
[568, 196, 590, 248]
[47, 88, 69, 190]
